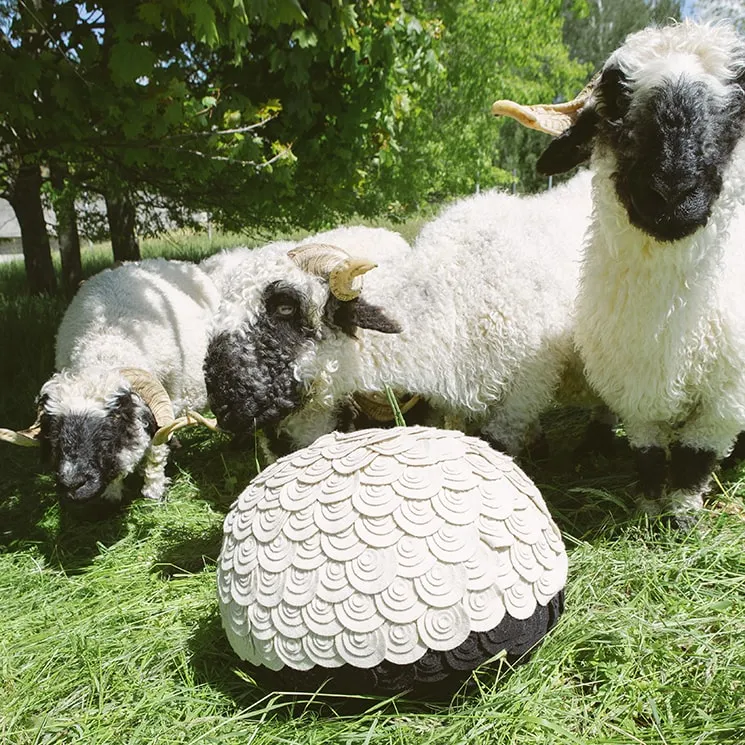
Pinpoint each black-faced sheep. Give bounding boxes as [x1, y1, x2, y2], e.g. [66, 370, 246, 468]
[201, 226, 420, 458]
[493, 20, 745, 524]
[0, 258, 219, 503]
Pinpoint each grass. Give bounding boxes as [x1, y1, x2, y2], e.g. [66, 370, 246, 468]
[2, 229, 745, 744]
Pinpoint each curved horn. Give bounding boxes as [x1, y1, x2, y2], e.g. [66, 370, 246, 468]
[354, 390, 422, 423]
[289, 243, 377, 301]
[0, 427, 41, 447]
[151, 410, 220, 447]
[119, 368, 175, 429]
[0, 406, 43, 448]
[492, 73, 599, 136]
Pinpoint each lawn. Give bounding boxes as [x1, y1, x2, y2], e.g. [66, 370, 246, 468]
[1, 227, 744, 745]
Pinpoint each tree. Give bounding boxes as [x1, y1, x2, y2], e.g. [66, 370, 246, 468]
[49, 160, 82, 295]
[0, 0, 442, 294]
[374, 0, 590, 205]
[4, 160, 57, 294]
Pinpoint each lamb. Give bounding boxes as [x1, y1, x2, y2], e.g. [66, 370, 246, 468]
[492, 20, 745, 525]
[203, 177, 598, 457]
[0, 258, 220, 503]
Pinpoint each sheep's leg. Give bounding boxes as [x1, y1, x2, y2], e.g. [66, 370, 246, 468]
[101, 475, 125, 503]
[666, 443, 718, 526]
[480, 401, 547, 458]
[479, 357, 563, 457]
[277, 404, 339, 451]
[575, 405, 618, 458]
[668, 414, 740, 526]
[478, 411, 534, 456]
[141, 442, 171, 501]
[625, 421, 671, 515]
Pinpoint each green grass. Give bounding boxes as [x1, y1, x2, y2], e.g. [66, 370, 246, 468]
[2, 231, 745, 744]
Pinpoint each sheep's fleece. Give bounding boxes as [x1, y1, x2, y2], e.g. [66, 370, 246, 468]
[204, 176, 596, 456]
[533, 21, 745, 521]
[294, 172, 596, 454]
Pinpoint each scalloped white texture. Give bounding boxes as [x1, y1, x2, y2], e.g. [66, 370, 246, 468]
[217, 426, 567, 671]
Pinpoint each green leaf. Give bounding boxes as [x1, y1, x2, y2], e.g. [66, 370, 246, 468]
[188, 0, 220, 46]
[290, 28, 318, 48]
[109, 41, 157, 86]
[271, 0, 307, 25]
[138, 3, 162, 28]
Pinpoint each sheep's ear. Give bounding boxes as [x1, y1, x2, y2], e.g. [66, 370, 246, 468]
[536, 107, 599, 175]
[325, 296, 402, 337]
[113, 389, 157, 436]
[352, 298, 402, 334]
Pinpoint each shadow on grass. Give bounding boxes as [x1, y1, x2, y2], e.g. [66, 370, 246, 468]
[155, 530, 223, 579]
[186, 607, 557, 722]
[188, 609, 289, 711]
[149, 432, 260, 579]
[187, 610, 457, 718]
[521, 407, 640, 541]
[168, 429, 260, 511]
[0, 449, 132, 571]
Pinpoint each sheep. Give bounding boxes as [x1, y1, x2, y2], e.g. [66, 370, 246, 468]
[201, 226, 432, 458]
[492, 20, 745, 525]
[0, 258, 220, 503]
[203, 177, 599, 458]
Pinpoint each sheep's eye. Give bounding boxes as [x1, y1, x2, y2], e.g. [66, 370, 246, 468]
[275, 303, 296, 317]
[266, 293, 299, 319]
[263, 281, 303, 321]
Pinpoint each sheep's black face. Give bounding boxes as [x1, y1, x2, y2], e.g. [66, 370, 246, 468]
[41, 391, 155, 503]
[599, 68, 745, 242]
[204, 281, 316, 436]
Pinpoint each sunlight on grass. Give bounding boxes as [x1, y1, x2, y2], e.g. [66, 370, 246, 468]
[1, 230, 745, 744]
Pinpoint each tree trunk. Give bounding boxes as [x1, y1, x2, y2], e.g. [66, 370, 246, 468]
[7, 163, 57, 295]
[105, 187, 140, 262]
[50, 161, 82, 297]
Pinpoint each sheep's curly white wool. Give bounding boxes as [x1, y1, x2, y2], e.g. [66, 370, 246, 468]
[284, 172, 595, 454]
[44, 258, 220, 500]
[217, 425, 566, 695]
[201, 225, 411, 306]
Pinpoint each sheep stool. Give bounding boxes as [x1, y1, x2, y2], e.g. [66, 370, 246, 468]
[217, 426, 567, 696]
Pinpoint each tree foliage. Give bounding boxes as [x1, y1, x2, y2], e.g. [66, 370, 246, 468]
[374, 0, 590, 205]
[0, 0, 442, 234]
[561, 0, 682, 69]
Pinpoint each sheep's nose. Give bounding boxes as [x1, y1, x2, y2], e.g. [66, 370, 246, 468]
[634, 180, 708, 219]
[628, 168, 711, 241]
[57, 467, 100, 502]
[631, 181, 669, 218]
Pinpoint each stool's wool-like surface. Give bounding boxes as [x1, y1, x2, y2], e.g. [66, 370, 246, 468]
[217, 426, 567, 695]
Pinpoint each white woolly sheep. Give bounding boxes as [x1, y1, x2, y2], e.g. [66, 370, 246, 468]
[494, 20, 745, 525]
[203, 177, 598, 457]
[1, 258, 220, 503]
